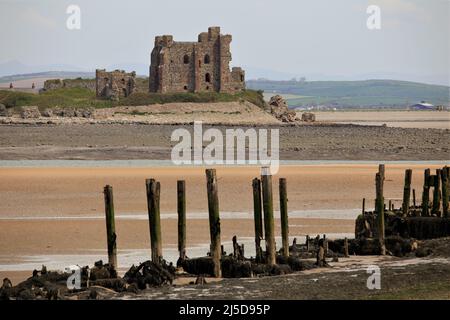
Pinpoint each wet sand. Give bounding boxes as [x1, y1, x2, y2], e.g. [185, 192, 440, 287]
[0, 164, 445, 217]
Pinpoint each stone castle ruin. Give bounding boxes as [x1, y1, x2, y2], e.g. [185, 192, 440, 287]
[149, 26, 245, 94]
[95, 69, 136, 100]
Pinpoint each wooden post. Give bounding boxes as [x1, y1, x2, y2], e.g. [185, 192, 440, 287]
[413, 189, 416, 208]
[402, 169, 412, 216]
[422, 168, 431, 216]
[177, 180, 186, 261]
[103, 185, 117, 268]
[344, 237, 349, 257]
[362, 198, 366, 214]
[376, 166, 386, 255]
[441, 167, 449, 218]
[279, 178, 289, 258]
[205, 169, 221, 277]
[261, 167, 276, 265]
[432, 170, 441, 216]
[306, 235, 310, 252]
[252, 178, 263, 262]
[146, 179, 162, 263]
[323, 234, 328, 257]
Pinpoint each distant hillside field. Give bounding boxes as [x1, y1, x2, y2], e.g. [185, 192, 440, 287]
[247, 79, 450, 108]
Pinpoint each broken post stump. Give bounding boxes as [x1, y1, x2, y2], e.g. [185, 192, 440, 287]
[103, 185, 117, 268]
[146, 179, 162, 263]
[261, 167, 276, 265]
[422, 168, 431, 216]
[376, 165, 386, 255]
[252, 178, 263, 262]
[177, 180, 186, 261]
[279, 178, 289, 258]
[402, 169, 412, 216]
[206, 169, 222, 277]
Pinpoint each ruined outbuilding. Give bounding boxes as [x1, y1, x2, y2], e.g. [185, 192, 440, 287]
[149, 26, 245, 94]
[95, 69, 136, 100]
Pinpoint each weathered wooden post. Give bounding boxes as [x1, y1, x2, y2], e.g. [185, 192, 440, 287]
[306, 235, 310, 252]
[103, 185, 118, 268]
[205, 169, 221, 277]
[422, 168, 431, 216]
[376, 164, 386, 255]
[432, 169, 441, 216]
[146, 179, 162, 263]
[388, 200, 392, 212]
[362, 198, 366, 214]
[323, 234, 328, 257]
[261, 167, 276, 265]
[344, 237, 349, 257]
[441, 167, 449, 218]
[316, 239, 325, 267]
[413, 189, 416, 208]
[402, 169, 412, 216]
[252, 178, 263, 262]
[279, 178, 289, 258]
[177, 180, 186, 261]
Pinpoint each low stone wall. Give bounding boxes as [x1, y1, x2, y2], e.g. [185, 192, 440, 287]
[43, 78, 96, 91]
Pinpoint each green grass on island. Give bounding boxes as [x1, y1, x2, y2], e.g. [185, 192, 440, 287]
[0, 87, 266, 110]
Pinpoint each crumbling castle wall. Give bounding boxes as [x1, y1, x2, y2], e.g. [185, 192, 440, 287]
[95, 69, 136, 100]
[43, 78, 96, 91]
[149, 27, 245, 94]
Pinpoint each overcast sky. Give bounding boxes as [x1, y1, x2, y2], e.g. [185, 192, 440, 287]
[0, 0, 449, 85]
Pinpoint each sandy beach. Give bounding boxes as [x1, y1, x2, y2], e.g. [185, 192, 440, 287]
[312, 111, 450, 129]
[0, 163, 447, 284]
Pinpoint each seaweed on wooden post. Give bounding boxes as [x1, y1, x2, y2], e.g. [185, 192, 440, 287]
[376, 168, 386, 255]
[205, 169, 221, 277]
[261, 167, 276, 265]
[441, 167, 449, 218]
[422, 168, 431, 216]
[279, 178, 289, 258]
[103, 185, 117, 268]
[146, 179, 162, 263]
[252, 178, 263, 262]
[432, 170, 441, 216]
[177, 180, 186, 261]
[402, 169, 412, 217]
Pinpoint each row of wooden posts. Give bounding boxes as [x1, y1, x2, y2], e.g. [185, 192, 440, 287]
[102, 167, 290, 278]
[369, 165, 449, 256]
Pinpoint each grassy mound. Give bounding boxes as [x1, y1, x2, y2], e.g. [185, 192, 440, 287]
[0, 88, 266, 110]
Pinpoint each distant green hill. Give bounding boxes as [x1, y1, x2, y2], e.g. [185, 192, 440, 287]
[0, 71, 95, 83]
[247, 79, 450, 108]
